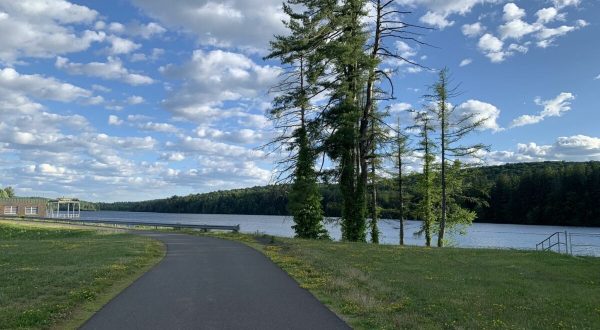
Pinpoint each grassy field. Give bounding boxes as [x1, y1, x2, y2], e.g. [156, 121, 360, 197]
[206, 232, 600, 329]
[0, 220, 164, 329]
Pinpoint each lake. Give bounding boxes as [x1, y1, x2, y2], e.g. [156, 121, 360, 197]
[80, 211, 600, 256]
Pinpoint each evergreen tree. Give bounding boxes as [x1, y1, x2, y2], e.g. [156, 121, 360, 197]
[266, 0, 425, 242]
[367, 108, 388, 243]
[265, 4, 327, 238]
[288, 125, 327, 238]
[369, 118, 380, 243]
[394, 117, 410, 245]
[442, 160, 477, 237]
[413, 110, 438, 246]
[426, 68, 488, 247]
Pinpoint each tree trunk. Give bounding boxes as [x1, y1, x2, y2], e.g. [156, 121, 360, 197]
[438, 75, 447, 248]
[398, 124, 404, 245]
[370, 159, 379, 243]
[360, 0, 382, 241]
[369, 119, 379, 243]
[424, 124, 431, 247]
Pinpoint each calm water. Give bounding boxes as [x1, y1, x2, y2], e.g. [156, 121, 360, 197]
[80, 211, 600, 256]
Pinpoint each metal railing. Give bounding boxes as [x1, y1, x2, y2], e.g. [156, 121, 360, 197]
[0, 216, 240, 232]
[537, 231, 600, 256]
[567, 232, 600, 256]
[536, 231, 568, 253]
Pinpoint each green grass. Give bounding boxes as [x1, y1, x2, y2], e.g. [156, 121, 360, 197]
[203, 232, 600, 329]
[0, 220, 164, 329]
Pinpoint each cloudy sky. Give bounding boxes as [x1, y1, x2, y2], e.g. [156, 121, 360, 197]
[0, 0, 598, 201]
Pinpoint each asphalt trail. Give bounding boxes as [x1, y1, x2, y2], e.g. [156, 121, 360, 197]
[81, 232, 350, 330]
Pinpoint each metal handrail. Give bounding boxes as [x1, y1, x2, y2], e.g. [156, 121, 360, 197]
[536, 231, 600, 256]
[536, 231, 568, 253]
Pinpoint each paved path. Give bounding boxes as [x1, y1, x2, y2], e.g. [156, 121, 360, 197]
[81, 232, 349, 330]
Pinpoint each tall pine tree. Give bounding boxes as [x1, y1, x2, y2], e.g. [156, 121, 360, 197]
[426, 68, 488, 247]
[265, 4, 327, 238]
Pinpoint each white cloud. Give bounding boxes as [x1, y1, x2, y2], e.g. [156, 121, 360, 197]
[132, 22, 166, 39]
[397, 0, 496, 30]
[420, 11, 454, 29]
[160, 152, 185, 162]
[507, 43, 528, 54]
[395, 41, 417, 59]
[477, 33, 508, 62]
[467, 1, 586, 62]
[108, 115, 123, 126]
[138, 122, 179, 133]
[536, 25, 576, 40]
[38, 163, 67, 175]
[537, 92, 575, 117]
[102, 21, 166, 39]
[502, 3, 526, 22]
[552, 0, 581, 9]
[0, 0, 103, 63]
[478, 33, 503, 53]
[389, 102, 412, 113]
[397, 0, 490, 15]
[0, 70, 181, 201]
[510, 92, 574, 128]
[162, 159, 272, 190]
[510, 114, 544, 127]
[595, 74, 600, 80]
[106, 105, 123, 111]
[175, 136, 265, 159]
[483, 134, 600, 164]
[92, 134, 157, 151]
[94, 20, 106, 29]
[160, 49, 280, 123]
[55, 56, 154, 85]
[499, 19, 538, 40]
[459, 58, 473, 67]
[106, 35, 141, 54]
[195, 126, 265, 144]
[130, 53, 147, 62]
[554, 135, 600, 155]
[536, 7, 561, 24]
[0, 67, 95, 103]
[126, 95, 145, 105]
[92, 84, 111, 93]
[575, 19, 588, 28]
[517, 142, 553, 157]
[94, 21, 167, 39]
[462, 22, 485, 37]
[127, 114, 153, 122]
[131, 48, 164, 62]
[456, 99, 503, 132]
[108, 22, 125, 34]
[131, 0, 286, 50]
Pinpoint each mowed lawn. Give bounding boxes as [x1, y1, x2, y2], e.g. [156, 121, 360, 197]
[221, 233, 600, 329]
[0, 220, 163, 329]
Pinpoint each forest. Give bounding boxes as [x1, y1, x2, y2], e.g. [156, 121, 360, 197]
[97, 161, 600, 227]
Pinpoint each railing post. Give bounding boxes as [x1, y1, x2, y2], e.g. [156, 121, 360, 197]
[557, 233, 561, 253]
[569, 233, 573, 255]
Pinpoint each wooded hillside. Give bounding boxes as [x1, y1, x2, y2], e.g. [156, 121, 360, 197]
[96, 161, 600, 227]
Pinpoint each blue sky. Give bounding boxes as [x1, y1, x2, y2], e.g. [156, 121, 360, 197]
[0, 0, 598, 202]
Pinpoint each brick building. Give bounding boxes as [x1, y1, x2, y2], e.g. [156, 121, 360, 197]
[0, 198, 47, 217]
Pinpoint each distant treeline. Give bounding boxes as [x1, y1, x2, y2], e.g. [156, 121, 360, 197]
[97, 161, 600, 227]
